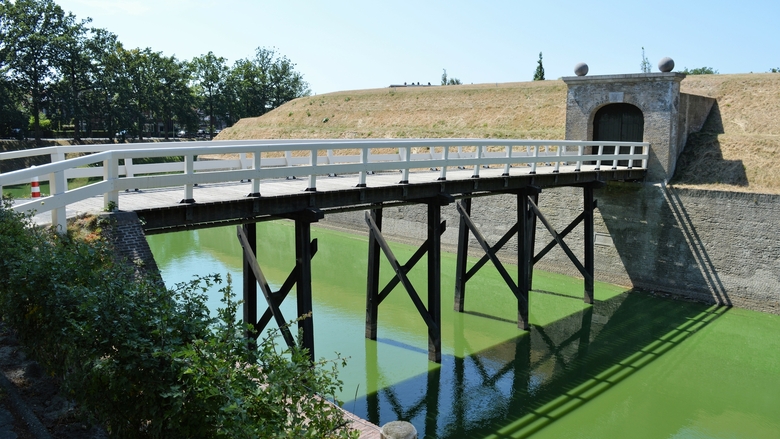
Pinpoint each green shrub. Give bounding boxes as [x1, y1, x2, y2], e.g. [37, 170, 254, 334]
[0, 198, 356, 438]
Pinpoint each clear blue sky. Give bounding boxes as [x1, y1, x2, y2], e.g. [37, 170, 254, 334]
[56, 0, 780, 95]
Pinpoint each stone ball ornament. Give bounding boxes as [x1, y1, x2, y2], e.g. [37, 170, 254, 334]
[658, 57, 675, 73]
[574, 62, 589, 76]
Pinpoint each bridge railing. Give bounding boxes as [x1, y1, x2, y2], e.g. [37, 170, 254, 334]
[0, 139, 648, 230]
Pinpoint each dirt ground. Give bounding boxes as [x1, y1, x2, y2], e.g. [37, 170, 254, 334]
[0, 322, 107, 439]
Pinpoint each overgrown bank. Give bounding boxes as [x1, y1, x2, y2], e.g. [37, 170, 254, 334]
[0, 201, 357, 438]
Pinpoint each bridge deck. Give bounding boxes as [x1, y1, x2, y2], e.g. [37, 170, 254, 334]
[24, 164, 644, 232]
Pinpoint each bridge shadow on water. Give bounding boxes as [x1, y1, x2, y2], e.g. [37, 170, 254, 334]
[348, 290, 728, 439]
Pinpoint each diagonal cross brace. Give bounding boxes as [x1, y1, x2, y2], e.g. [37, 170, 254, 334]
[533, 199, 597, 264]
[533, 211, 584, 264]
[238, 225, 314, 349]
[455, 201, 526, 304]
[364, 211, 440, 333]
[465, 223, 520, 282]
[528, 198, 593, 283]
[253, 240, 319, 336]
[376, 220, 446, 305]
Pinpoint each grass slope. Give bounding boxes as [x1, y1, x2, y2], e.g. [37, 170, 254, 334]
[218, 74, 780, 194]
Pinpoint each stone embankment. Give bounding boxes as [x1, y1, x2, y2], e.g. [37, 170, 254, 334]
[324, 183, 780, 315]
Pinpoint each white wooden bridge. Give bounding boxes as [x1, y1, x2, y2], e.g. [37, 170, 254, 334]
[1, 139, 648, 231]
[2, 137, 650, 367]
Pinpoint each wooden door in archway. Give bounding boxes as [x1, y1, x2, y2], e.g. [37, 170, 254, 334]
[593, 103, 644, 166]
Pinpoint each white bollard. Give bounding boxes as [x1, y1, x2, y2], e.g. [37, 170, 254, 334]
[380, 421, 417, 439]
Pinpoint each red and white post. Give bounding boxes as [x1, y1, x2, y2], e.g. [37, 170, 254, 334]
[31, 175, 40, 198]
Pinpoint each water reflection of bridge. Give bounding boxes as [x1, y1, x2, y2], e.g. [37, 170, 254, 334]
[2, 139, 649, 362]
[357, 290, 726, 438]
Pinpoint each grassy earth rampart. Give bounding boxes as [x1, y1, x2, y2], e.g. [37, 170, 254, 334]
[218, 73, 780, 194]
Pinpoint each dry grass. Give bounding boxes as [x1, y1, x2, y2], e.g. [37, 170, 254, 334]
[218, 81, 567, 141]
[217, 74, 780, 194]
[674, 73, 780, 194]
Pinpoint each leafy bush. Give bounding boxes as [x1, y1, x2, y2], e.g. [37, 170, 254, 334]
[0, 198, 356, 438]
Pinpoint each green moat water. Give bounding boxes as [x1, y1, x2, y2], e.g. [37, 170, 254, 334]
[147, 222, 780, 439]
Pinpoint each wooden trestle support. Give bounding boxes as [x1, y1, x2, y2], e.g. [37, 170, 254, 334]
[364, 194, 454, 363]
[454, 182, 603, 331]
[364, 182, 602, 363]
[237, 208, 324, 363]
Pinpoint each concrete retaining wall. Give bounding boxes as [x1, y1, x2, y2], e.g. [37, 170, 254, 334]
[324, 184, 780, 315]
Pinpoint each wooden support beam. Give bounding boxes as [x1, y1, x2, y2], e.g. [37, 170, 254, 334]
[454, 196, 471, 312]
[237, 224, 296, 349]
[518, 190, 531, 330]
[242, 222, 258, 341]
[365, 205, 382, 340]
[584, 184, 595, 304]
[363, 194, 450, 363]
[295, 217, 316, 361]
[427, 201, 443, 363]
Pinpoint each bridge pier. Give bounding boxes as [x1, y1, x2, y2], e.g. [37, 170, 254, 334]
[454, 183, 601, 329]
[364, 194, 452, 363]
[237, 208, 323, 362]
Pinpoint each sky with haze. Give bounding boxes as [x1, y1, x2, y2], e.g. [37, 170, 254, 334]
[55, 0, 780, 94]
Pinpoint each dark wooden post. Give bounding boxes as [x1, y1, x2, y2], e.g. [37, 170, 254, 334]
[454, 196, 471, 312]
[366, 205, 383, 340]
[518, 190, 530, 330]
[428, 201, 443, 363]
[295, 218, 315, 361]
[584, 184, 595, 304]
[242, 222, 258, 339]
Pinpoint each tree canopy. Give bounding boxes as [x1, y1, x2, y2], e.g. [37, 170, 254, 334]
[0, 0, 310, 142]
[533, 52, 545, 81]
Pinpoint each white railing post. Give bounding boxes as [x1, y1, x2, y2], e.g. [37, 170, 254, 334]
[530, 145, 539, 174]
[103, 154, 119, 210]
[642, 144, 649, 169]
[503, 145, 511, 176]
[358, 146, 368, 187]
[182, 154, 195, 203]
[595, 144, 604, 171]
[575, 145, 583, 172]
[49, 151, 67, 233]
[306, 148, 317, 191]
[628, 145, 635, 169]
[250, 151, 261, 196]
[439, 145, 449, 180]
[553, 145, 562, 173]
[400, 145, 411, 184]
[472, 145, 482, 178]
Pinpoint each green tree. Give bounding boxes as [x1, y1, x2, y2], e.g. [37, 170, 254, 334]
[680, 66, 718, 75]
[153, 54, 197, 139]
[440, 68, 461, 85]
[533, 52, 545, 81]
[1, 0, 71, 143]
[770, 67, 779, 73]
[640, 47, 651, 73]
[191, 51, 228, 138]
[225, 47, 310, 124]
[50, 14, 93, 141]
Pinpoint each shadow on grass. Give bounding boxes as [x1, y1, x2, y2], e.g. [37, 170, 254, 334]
[350, 290, 727, 438]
